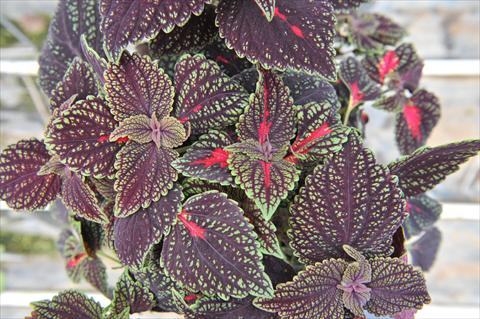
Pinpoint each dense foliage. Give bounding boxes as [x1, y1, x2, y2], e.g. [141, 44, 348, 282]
[1, 0, 479, 318]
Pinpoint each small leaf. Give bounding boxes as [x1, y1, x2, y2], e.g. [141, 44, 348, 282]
[31, 290, 103, 319]
[105, 52, 174, 122]
[0, 139, 62, 210]
[217, 0, 337, 79]
[388, 139, 480, 197]
[395, 89, 441, 155]
[114, 142, 178, 217]
[255, 259, 348, 319]
[366, 257, 431, 316]
[151, 116, 188, 149]
[409, 227, 442, 272]
[289, 133, 406, 264]
[174, 54, 248, 134]
[254, 0, 276, 21]
[173, 130, 234, 185]
[114, 185, 183, 267]
[81, 257, 110, 298]
[110, 114, 153, 145]
[161, 191, 273, 298]
[403, 195, 442, 238]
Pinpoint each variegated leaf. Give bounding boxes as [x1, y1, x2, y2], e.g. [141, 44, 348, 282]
[283, 72, 339, 107]
[254, 0, 276, 21]
[80, 35, 108, 86]
[110, 115, 152, 145]
[31, 290, 103, 319]
[188, 296, 278, 319]
[403, 195, 442, 238]
[203, 36, 253, 77]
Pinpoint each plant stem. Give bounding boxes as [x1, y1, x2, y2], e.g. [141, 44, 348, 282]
[343, 97, 354, 126]
[97, 250, 123, 266]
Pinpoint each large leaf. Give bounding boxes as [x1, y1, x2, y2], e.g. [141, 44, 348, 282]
[255, 259, 348, 319]
[409, 227, 442, 272]
[114, 142, 178, 217]
[100, 0, 210, 59]
[289, 133, 406, 264]
[395, 90, 441, 155]
[238, 70, 295, 147]
[0, 139, 62, 210]
[189, 296, 278, 319]
[161, 191, 273, 298]
[31, 290, 103, 319]
[114, 185, 183, 267]
[105, 52, 174, 122]
[403, 195, 442, 238]
[217, 0, 336, 79]
[174, 54, 248, 134]
[172, 130, 234, 185]
[39, 0, 103, 96]
[388, 140, 480, 197]
[283, 72, 338, 107]
[366, 257, 431, 316]
[45, 97, 122, 179]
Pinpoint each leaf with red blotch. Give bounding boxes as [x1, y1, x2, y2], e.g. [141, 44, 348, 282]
[0, 139, 62, 210]
[161, 191, 273, 298]
[203, 36, 253, 77]
[254, 0, 276, 21]
[80, 35, 108, 86]
[114, 142, 178, 217]
[100, 0, 210, 60]
[50, 58, 98, 111]
[332, 0, 369, 12]
[238, 70, 295, 147]
[61, 171, 107, 224]
[45, 97, 121, 179]
[173, 130, 234, 185]
[289, 133, 406, 264]
[403, 195, 442, 238]
[389, 140, 480, 197]
[395, 90, 441, 155]
[228, 142, 299, 220]
[31, 290, 104, 319]
[109, 270, 155, 317]
[39, 0, 104, 96]
[365, 257, 431, 316]
[150, 5, 217, 57]
[409, 227, 442, 272]
[105, 52, 174, 122]
[114, 185, 183, 268]
[254, 259, 348, 319]
[217, 0, 336, 79]
[174, 54, 248, 134]
[339, 57, 381, 109]
[346, 13, 405, 51]
[187, 296, 278, 319]
[286, 101, 350, 163]
[283, 72, 339, 107]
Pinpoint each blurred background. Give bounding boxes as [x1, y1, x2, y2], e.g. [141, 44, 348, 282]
[0, 0, 479, 318]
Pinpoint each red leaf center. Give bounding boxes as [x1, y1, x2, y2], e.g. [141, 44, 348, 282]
[378, 50, 400, 84]
[350, 82, 365, 108]
[67, 253, 87, 268]
[403, 104, 422, 140]
[192, 148, 229, 168]
[178, 210, 207, 240]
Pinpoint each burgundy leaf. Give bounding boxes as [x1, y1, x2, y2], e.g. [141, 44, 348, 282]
[91, 177, 115, 202]
[263, 255, 296, 286]
[80, 35, 108, 86]
[114, 185, 183, 267]
[174, 54, 248, 134]
[403, 195, 442, 238]
[45, 97, 121, 178]
[114, 142, 178, 217]
[81, 257, 110, 298]
[283, 72, 339, 107]
[181, 178, 229, 198]
[232, 68, 259, 93]
[31, 290, 103, 319]
[409, 227, 442, 272]
[217, 0, 336, 79]
[203, 36, 253, 77]
[0, 139, 61, 210]
[289, 133, 406, 264]
[254, 0, 276, 21]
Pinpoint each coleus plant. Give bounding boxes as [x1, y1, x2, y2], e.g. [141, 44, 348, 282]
[1, 0, 479, 318]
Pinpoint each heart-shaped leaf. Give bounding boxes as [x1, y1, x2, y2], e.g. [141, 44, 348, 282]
[114, 142, 178, 217]
[409, 227, 442, 272]
[114, 185, 183, 267]
[174, 54, 248, 134]
[217, 0, 336, 79]
[31, 290, 103, 319]
[255, 259, 348, 319]
[403, 195, 442, 238]
[45, 97, 122, 179]
[0, 139, 62, 210]
[289, 133, 406, 264]
[388, 139, 480, 197]
[161, 191, 273, 298]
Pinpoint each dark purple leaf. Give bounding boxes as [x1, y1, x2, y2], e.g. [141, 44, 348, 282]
[217, 0, 336, 79]
[161, 191, 273, 298]
[0, 139, 62, 210]
[189, 296, 278, 319]
[172, 130, 234, 185]
[174, 54, 248, 134]
[114, 185, 183, 267]
[80, 35, 108, 86]
[114, 142, 178, 217]
[45, 97, 122, 179]
[203, 36, 253, 77]
[150, 5, 217, 56]
[283, 72, 339, 107]
[109, 270, 155, 316]
[263, 255, 296, 286]
[403, 195, 442, 238]
[105, 52, 175, 122]
[39, 0, 103, 96]
[332, 0, 369, 12]
[31, 290, 103, 319]
[395, 89, 441, 155]
[289, 133, 406, 264]
[50, 58, 98, 111]
[100, 0, 210, 59]
[409, 227, 442, 272]
[254, 0, 276, 21]
[81, 257, 110, 298]
[388, 139, 480, 197]
[232, 68, 259, 93]
[80, 219, 104, 258]
[255, 259, 348, 319]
